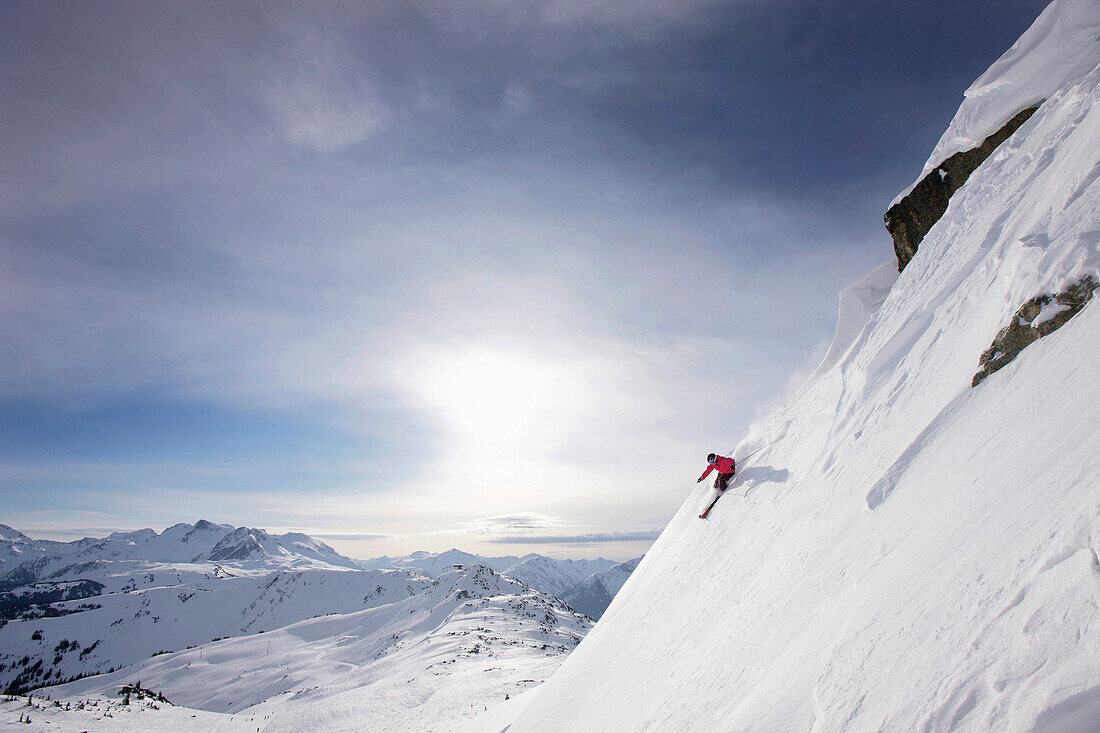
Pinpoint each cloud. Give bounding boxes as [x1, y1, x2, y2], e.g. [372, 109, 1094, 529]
[260, 18, 389, 152]
[469, 513, 566, 533]
[265, 80, 385, 153]
[488, 529, 664, 544]
[312, 533, 392, 541]
[7, 0, 1009, 555]
[499, 81, 535, 118]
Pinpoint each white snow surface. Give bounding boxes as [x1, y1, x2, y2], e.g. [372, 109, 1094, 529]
[2, 526, 605, 731]
[37, 565, 590, 733]
[0, 522, 435, 692]
[510, 6, 1100, 732]
[0, 693, 255, 732]
[893, 0, 1100, 205]
[0, 567, 429, 691]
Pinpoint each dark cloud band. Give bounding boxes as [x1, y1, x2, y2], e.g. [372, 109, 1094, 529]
[489, 530, 662, 544]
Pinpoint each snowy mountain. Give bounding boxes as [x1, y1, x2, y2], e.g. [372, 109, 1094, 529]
[497, 556, 620, 600]
[0, 523, 596, 730]
[358, 549, 534, 577]
[560, 557, 642, 621]
[0, 521, 359, 594]
[0, 522, 429, 694]
[0, 524, 29, 541]
[359, 549, 630, 618]
[28, 565, 591, 732]
[499, 2, 1100, 731]
[0, 566, 429, 694]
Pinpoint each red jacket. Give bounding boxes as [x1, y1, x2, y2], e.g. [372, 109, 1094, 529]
[699, 455, 736, 480]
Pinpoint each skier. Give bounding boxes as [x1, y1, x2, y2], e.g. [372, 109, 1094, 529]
[697, 453, 736, 492]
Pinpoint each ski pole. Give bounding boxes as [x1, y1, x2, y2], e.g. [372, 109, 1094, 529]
[737, 444, 767, 464]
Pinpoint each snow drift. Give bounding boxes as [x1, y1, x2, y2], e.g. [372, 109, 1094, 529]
[509, 2, 1100, 731]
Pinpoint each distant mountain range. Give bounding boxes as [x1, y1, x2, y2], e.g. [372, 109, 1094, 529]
[0, 520, 638, 721]
[0, 521, 416, 694]
[0, 520, 359, 595]
[358, 549, 642, 619]
[562, 557, 642, 620]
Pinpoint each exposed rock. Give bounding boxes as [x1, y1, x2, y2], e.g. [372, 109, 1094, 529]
[972, 275, 1097, 387]
[885, 105, 1040, 271]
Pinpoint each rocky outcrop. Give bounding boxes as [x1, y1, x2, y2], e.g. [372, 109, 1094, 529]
[972, 275, 1097, 387]
[885, 105, 1040, 271]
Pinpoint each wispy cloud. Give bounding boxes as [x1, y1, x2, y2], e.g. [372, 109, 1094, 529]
[2, 0, 1040, 557]
[469, 513, 566, 533]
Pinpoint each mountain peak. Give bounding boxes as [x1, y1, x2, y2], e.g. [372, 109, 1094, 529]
[0, 524, 29, 540]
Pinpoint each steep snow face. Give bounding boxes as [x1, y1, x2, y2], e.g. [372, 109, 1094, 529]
[510, 5, 1100, 733]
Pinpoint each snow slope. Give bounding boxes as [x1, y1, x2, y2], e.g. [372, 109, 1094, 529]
[42, 565, 591, 733]
[0, 567, 429, 693]
[0, 692, 257, 732]
[0, 522, 425, 693]
[509, 3, 1100, 731]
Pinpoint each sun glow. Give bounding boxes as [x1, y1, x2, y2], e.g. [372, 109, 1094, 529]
[416, 348, 578, 452]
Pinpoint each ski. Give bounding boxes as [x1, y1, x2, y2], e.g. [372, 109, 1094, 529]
[698, 494, 722, 519]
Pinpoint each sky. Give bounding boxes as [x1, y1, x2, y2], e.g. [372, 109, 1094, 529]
[1, 0, 1051, 560]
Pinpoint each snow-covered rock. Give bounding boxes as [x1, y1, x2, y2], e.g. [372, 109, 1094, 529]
[506, 3, 1100, 731]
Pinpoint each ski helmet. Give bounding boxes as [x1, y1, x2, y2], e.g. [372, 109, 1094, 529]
[707, 453, 717, 463]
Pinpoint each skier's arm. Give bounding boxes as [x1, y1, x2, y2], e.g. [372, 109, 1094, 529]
[697, 464, 715, 482]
